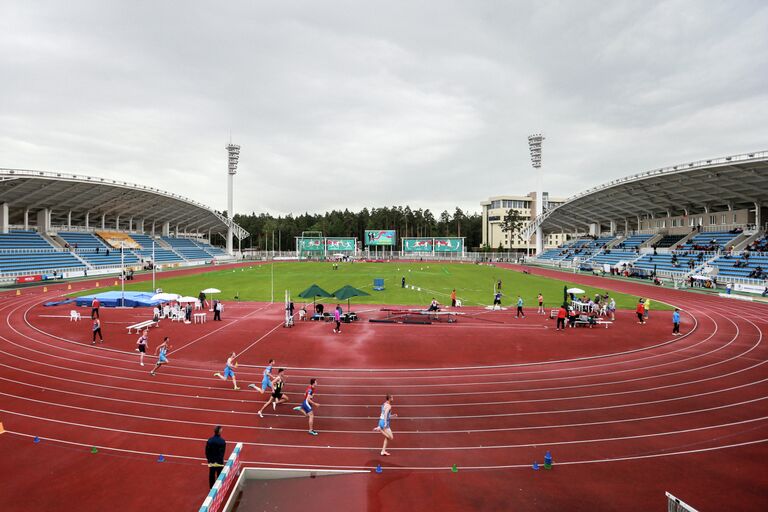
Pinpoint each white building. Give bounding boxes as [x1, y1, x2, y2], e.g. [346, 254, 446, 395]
[481, 192, 567, 250]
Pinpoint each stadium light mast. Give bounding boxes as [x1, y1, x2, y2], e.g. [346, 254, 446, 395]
[528, 134, 545, 256]
[225, 143, 241, 255]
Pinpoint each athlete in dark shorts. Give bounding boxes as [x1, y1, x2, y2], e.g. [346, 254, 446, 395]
[257, 369, 288, 418]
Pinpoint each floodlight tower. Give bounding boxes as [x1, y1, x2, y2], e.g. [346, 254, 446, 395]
[528, 134, 544, 255]
[225, 143, 241, 254]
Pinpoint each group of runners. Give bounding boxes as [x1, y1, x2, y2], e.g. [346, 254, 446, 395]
[210, 354, 395, 453]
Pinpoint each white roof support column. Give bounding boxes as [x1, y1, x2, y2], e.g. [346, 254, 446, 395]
[115, 214, 120, 231]
[162, 222, 170, 237]
[0, 203, 8, 234]
[101, 214, 106, 230]
[36, 208, 51, 233]
[67, 210, 72, 230]
[24, 208, 30, 230]
[85, 212, 90, 229]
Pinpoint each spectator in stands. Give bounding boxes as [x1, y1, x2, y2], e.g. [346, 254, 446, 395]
[205, 425, 226, 489]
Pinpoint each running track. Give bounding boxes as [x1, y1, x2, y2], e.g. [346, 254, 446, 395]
[0, 262, 767, 511]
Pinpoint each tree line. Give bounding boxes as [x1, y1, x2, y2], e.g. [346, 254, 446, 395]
[213, 206, 487, 251]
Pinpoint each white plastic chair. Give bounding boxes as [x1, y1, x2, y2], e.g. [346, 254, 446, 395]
[69, 310, 81, 322]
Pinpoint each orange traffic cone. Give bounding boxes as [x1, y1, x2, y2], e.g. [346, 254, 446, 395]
[16, 289, 21, 296]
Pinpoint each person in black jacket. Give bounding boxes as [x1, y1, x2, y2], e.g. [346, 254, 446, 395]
[205, 425, 226, 488]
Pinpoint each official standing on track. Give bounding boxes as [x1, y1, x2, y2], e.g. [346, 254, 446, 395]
[516, 296, 525, 318]
[91, 297, 100, 319]
[91, 317, 103, 344]
[333, 305, 341, 334]
[672, 308, 681, 335]
[205, 425, 226, 488]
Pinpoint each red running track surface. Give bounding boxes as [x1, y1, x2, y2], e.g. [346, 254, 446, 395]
[0, 262, 767, 511]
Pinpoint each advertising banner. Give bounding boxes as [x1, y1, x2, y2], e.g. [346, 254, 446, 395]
[16, 275, 43, 284]
[433, 238, 463, 253]
[403, 239, 433, 252]
[325, 238, 356, 251]
[365, 230, 396, 246]
[298, 238, 325, 252]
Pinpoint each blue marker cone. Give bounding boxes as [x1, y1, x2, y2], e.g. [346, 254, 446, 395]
[375, 464, 382, 474]
[532, 461, 539, 470]
[544, 451, 552, 469]
[33, 436, 40, 444]
[157, 455, 165, 463]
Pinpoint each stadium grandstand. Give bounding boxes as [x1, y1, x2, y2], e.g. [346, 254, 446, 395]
[525, 151, 768, 289]
[0, 168, 248, 282]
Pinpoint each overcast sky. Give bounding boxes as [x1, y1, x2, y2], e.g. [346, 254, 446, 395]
[2, 1, 767, 217]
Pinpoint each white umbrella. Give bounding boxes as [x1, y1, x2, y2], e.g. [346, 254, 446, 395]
[202, 288, 221, 311]
[178, 296, 198, 303]
[566, 288, 585, 295]
[151, 292, 181, 302]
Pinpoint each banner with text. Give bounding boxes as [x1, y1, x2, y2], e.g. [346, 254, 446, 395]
[403, 238, 433, 252]
[297, 238, 325, 252]
[365, 230, 396, 246]
[433, 238, 464, 253]
[325, 238, 356, 252]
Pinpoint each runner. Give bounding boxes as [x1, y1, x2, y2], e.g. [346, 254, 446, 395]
[213, 352, 240, 390]
[257, 368, 288, 418]
[248, 359, 275, 393]
[293, 378, 319, 435]
[373, 394, 396, 456]
[150, 337, 171, 376]
[516, 296, 525, 318]
[537, 292, 544, 314]
[135, 330, 149, 366]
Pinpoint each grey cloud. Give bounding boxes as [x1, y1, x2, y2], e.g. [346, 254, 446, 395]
[1, 0, 766, 217]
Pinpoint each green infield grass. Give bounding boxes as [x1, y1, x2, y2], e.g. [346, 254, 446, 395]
[77, 262, 671, 310]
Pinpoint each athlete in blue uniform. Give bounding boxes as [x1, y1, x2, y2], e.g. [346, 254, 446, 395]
[248, 359, 275, 393]
[373, 394, 396, 456]
[149, 337, 171, 376]
[214, 352, 240, 390]
[293, 378, 319, 435]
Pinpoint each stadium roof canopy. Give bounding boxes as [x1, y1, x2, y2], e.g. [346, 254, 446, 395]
[0, 168, 248, 239]
[523, 150, 768, 237]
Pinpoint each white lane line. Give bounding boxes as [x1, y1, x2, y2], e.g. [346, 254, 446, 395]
[1, 300, 762, 403]
[7, 430, 766, 471]
[2, 383, 767, 435]
[2, 406, 766, 452]
[169, 302, 276, 355]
